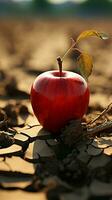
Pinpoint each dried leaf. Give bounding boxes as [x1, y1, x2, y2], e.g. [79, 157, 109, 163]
[0, 131, 14, 148]
[76, 30, 109, 43]
[3, 103, 18, 127]
[77, 53, 93, 80]
[61, 119, 83, 147]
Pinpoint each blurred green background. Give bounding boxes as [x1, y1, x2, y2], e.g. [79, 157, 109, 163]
[0, 0, 112, 17]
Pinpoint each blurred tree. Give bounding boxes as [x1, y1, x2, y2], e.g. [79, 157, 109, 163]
[85, 0, 110, 7]
[33, 0, 50, 10]
[31, 0, 52, 15]
[81, 0, 112, 15]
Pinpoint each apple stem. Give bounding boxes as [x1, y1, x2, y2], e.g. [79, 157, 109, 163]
[57, 56, 63, 77]
[56, 38, 77, 76]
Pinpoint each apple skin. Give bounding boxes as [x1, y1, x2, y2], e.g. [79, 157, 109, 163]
[31, 70, 90, 134]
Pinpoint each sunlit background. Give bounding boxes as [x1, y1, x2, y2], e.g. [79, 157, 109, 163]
[0, 0, 112, 102]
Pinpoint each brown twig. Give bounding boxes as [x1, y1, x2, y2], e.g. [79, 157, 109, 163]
[87, 102, 112, 125]
[87, 120, 112, 136]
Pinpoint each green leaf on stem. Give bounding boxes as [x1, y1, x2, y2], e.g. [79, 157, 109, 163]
[77, 53, 93, 80]
[76, 30, 109, 43]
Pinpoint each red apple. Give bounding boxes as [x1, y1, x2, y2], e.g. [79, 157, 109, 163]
[31, 70, 89, 134]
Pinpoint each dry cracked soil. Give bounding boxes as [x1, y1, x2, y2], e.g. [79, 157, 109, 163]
[0, 18, 112, 200]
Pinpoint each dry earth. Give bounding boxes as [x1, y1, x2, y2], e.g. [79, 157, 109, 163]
[0, 18, 112, 200]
